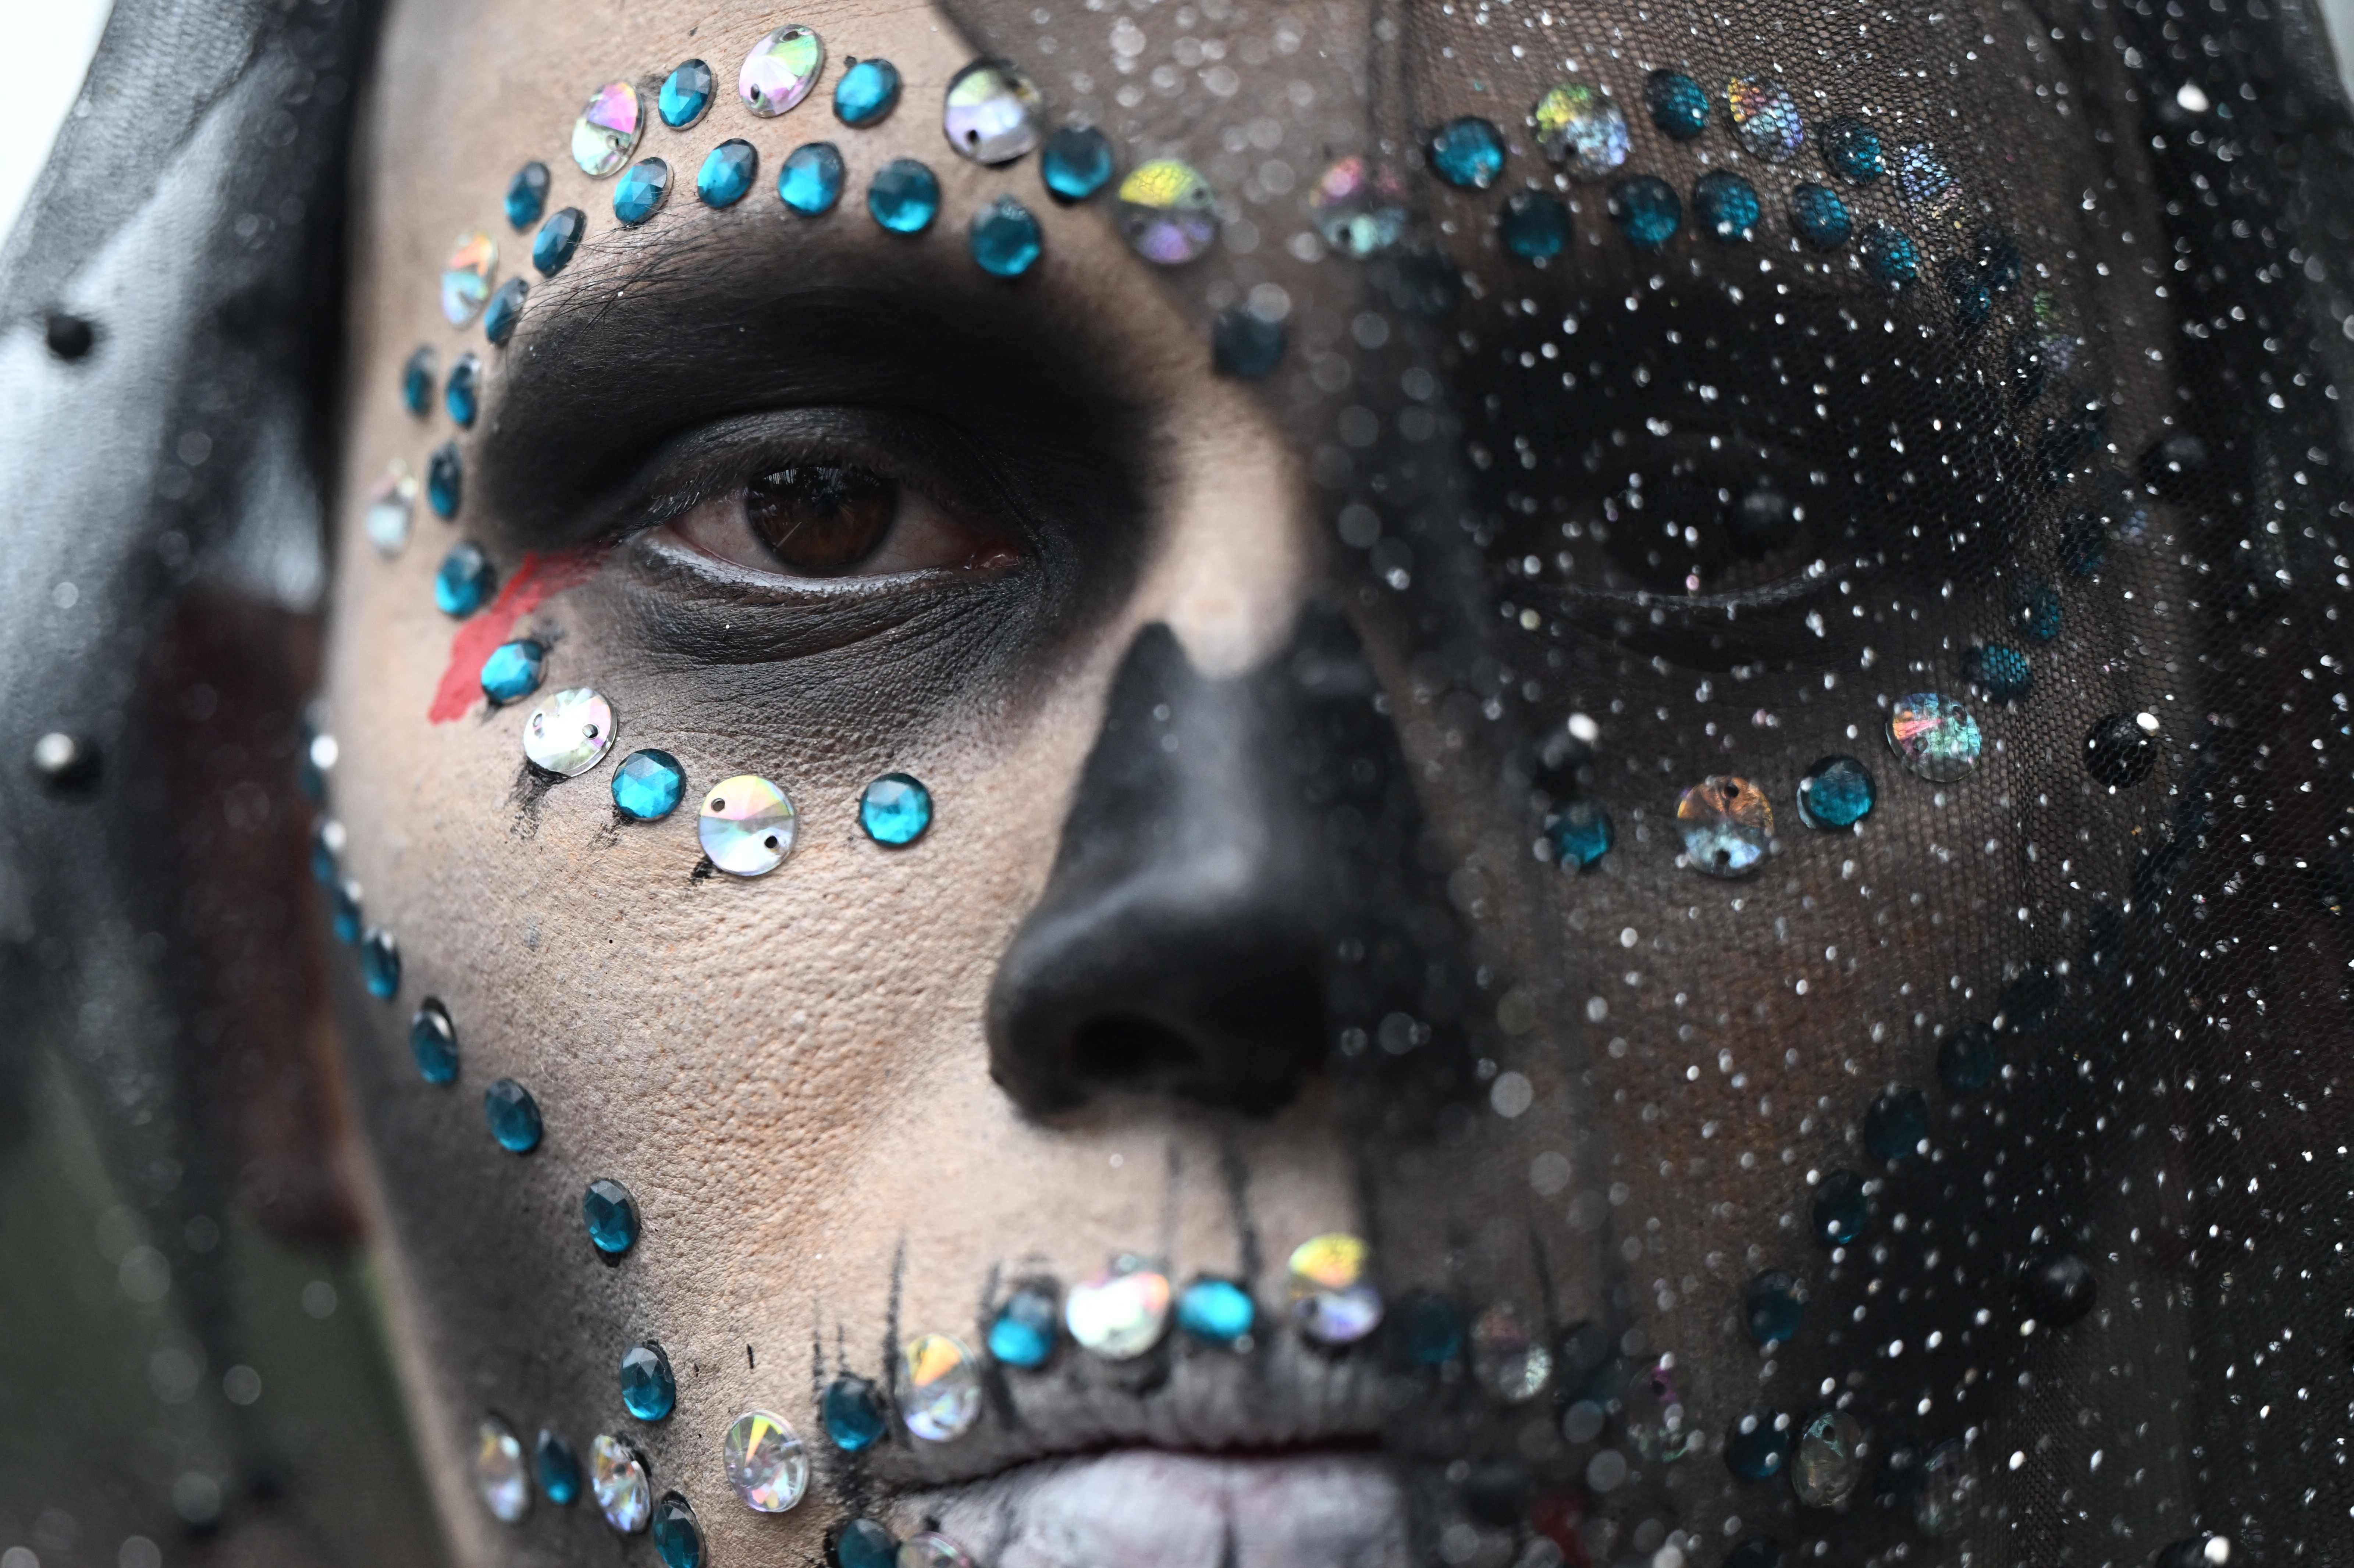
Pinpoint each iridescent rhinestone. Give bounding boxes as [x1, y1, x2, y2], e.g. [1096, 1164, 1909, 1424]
[740, 27, 823, 117]
[943, 60, 1042, 164]
[583, 1178, 638, 1255]
[835, 57, 901, 126]
[1306, 156, 1407, 258]
[1427, 115, 1506, 189]
[427, 443, 463, 520]
[1176, 1278, 1255, 1347]
[505, 161, 550, 229]
[401, 346, 434, 415]
[898, 1534, 977, 1568]
[440, 229, 496, 326]
[483, 277, 527, 345]
[359, 927, 401, 998]
[1914, 1440, 1978, 1534]
[476, 1417, 529, 1522]
[444, 353, 482, 427]
[836, 1519, 896, 1568]
[1860, 222, 1920, 285]
[1724, 1409, 1791, 1480]
[1796, 755, 1874, 830]
[779, 142, 846, 214]
[1546, 800, 1612, 868]
[1811, 1169, 1868, 1246]
[365, 459, 416, 556]
[1531, 84, 1628, 176]
[1886, 693, 1982, 781]
[1692, 170, 1761, 243]
[900, 1333, 982, 1441]
[1963, 643, 2032, 703]
[1211, 308, 1284, 378]
[533, 207, 585, 277]
[612, 749, 686, 822]
[573, 82, 644, 177]
[1041, 125, 1115, 202]
[2085, 711, 2161, 788]
[1819, 115, 1883, 182]
[699, 774, 797, 876]
[590, 1434, 651, 1532]
[409, 997, 459, 1084]
[435, 541, 493, 617]
[620, 1341, 675, 1421]
[1289, 1232, 1383, 1346]
[1500, 193, 1571, 261]
[652, 1493, 703, 1568]
[1393, 1291, 1463, 1365]
[534, 1429, 580, 1504]
[1726, 76, 1804, 160]
[1643, 70, 1709, 139]
[821, 1374, 887, 1451]
[614, 158, 672, 226]
[1788, 182, 1851, 249]
[523, 688, 616, 777]
[483, 1078, 542, 1153]
[659, 59, 715, 129]
[1469, 1303, 1552, 1404]
[1624, 1358, 1698, 1461]
[1114, 160, 1217, 264]
[1743, 1269, 1804, 1345]
[987, 1286, 1058, 1368]
[699, 140, 759, 207]
[1064, 1257, 1172, 1359]
[723, 1410, 809, 1512]
[1609, 175, 1681, 249]
[1676, 776, 1773, 877]
[1863, 1087, 1928, 1162]
[970, 196, 1042, 277]
[1897, 142, 1962, 218]
[868, 158, 941, 234]
[1792, 1410, 1866, 1506]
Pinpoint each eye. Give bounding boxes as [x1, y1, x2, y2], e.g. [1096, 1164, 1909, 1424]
[665, 462, 1020, 580]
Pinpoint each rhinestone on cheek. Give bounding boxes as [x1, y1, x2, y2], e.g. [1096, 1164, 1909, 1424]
[943, 59, 1043, 163]
[651, 1492, 703, 1568]
[699, 774, 798, 876]
[1812, 1169, 1869, 1245]
[439, 230, 496, 326]
[478, 634, 543, 709]
[1040, 125, 1115, 202]
[1531, 83, 1628, 176]
[401, 346, 434, 415]
[1792, 1410, 1867, 1507]
[723, 1410, 809, 1512]
[900, 1333, 983, 1441]
[582, 1177, 639, 1255]
[1546, 800, 1612, 868]
[1610, 175, 1681, 249]
[504, 161, 550, 229]
[698, 140, 759, 208]
[1887, 692, 1983, 781]
[1063, 1257, 1172, 1360]
[409, 997, 458, 1084]
[820, 1374, 887, 1451]
[614, 158, 672, 227]
[532, 207, 585, 277]
[572, 82, 644, 177]
[365, 458, 416, 557]
[1289, 1232, 1383, 1346]
[475, 1417, 530, 1522]
[2085, 711, 2161, 788]
[835, 57, 902, 126]
[612, 748, 687, 821]
[483, 1078, 543, 1153]
[1743, 1269, 1805, 1345]
[659, 58, 715, 129]
[427, 443, 463, 520]
[1796, 755, 1875, 829]
[522, 688, 617, 777]
[867, 158, 942, 234]
[969, 196, 1043, 277]
[779, 142, 846, 214]
[859, 772, 933, 844]
[620, 1341, 676, 1421]
[1692, 170, 1761, 243]
[482, 277, 527, 345]
[1114, 159, 1217, 264]
[1427, 114, 1507, 189]
[740, 26, 825, 117]
[589, 1434, 651, 1532]
[1176, 1278, 1256, 1347]
[1643, 69, 1709, 138]
[435, 542, 494, 619]
[1963, 643, 2033, 703]
[987, 1286, 1059, 1368]
[1820, 114, 1884, 181]
[1788, 182, 1852, 249]
[1307, 156, 1407, 258]
[1861, 222, 1921, 285]
[359, 927, 401, 999]
[1864, 1087, 1929, 1162]
[1500, 193, 1571, 260]
[534, 1429, 581, 1504]
[1897, 142, 1962, 218]
[1726, 75, 1805, 160]
[1676, 776, 1774, 877]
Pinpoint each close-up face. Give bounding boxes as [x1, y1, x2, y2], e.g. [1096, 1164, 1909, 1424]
[281, 0, 2313, 1564]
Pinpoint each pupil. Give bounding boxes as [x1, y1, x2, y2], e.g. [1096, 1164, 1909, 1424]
[743, 465, 896, 575]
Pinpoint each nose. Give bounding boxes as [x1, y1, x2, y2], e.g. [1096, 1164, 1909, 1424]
[986, 605, 1453, 1116]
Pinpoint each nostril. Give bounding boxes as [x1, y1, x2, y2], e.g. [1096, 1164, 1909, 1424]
[1070, 1016, 1204, 1090]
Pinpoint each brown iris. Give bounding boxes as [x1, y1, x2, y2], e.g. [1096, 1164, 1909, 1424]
[742, 465, 896, 575]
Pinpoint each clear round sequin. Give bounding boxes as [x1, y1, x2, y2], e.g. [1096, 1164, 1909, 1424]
[572, 82, 643, 177]
[1306, 156, 1407, 258]
[739, 26, 824, 117]
[900, 1333, 982, 1441]
[1792, 1409, 1866, 1506]
[365, 459, 416, 556]
[1063, 1257, 1172, 1360]
[590, 1434, 651, 1532]
[722, 1409, 808, 1512]
[1726, 76, 1805, 161]
[1624, 1358, 1699, 1462]
[1289, 1232, 1383, 1346]
[942, 60, 1042, 164]
[1531, 84, 1629, 177]
[1676, 776, 1774, 877]
[476, 1417, 530, 1522]
[698, 774, 797, 876]
[523, 688, 616, 777]
[1468, 1302, 1552, 1403]
[1115, 160, 1217, 264]
[1887, 693, 1983, 781]
[440, 230, 496, 326]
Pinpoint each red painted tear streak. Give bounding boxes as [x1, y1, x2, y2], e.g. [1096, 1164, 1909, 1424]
[427, 543, 613, 724]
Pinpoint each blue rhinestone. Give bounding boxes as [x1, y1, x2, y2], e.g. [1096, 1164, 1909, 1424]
[505, 161, 551, 229]
[427, 441, 462, 519]
[1546, 800, 1612, 868]
[834, 1519, 896, 1568]
[1939, 1023, 1998, 1090]
[821, 1375, 887, 1451]
[1211, 309, 1285, 378]
[1041, 125, 1115, 202]
[860, 772, 934, 844]
[834, 57, 902, 126]
[435, 542, 495, 617]
[1811, 1169, 1868, 1246]
[583, 1178, 639, 1255]
[1692, 170, 1761, 243]
[479, 639, 545, 705]
[614, 158, 671, 226]
[1500, 192, 1571, 260]
[1643, 70, 1709, 139]
[1724, 1410, 1791, 1480]
[612, 749, 687, 821]
[970, 196, 1043, 278]
[1864, 1087, 1929, 1162]
[698, 140, 758, 208]
[2009, 576, 2062, 641]
[532, 208, 584, 278]
[359, 928, 401, 999]
[329, 880, 362, 945]
[1963, 643, 2033, 703]
[987, 1287, 1058, 1367]
[1860, 223, 1919, 285]
[1610, 175, 1681, 249]
[1427, 115, 1506, 189]
[1788, 183, 1851, 249]
[409, 998, 459, 1084]
[651, 1492, 702, 1568]
[401, 347, 434, 416]
[310, 821, 339, 885]
[483, 1078, 543, 1154]
[620, 1342, 675, 1420]
[444, 354, 481, 428]
[1391, 1290, 1463, 1365]
[1820, 115, 1884, 182]
[868, 158, 940, 233]
[1796, 756, 1875, 829]
[534, 1429, 580, 1504]
[659, 59, 714, 129]
[1948, 270, 1994, 332]
[1978, 230, 2023, 292]
[1743, 1270, 1804, 1346]
[1176, 1278, 1256, 1347]
[2061, 508, 2109, 577]
[482, 278, 527, 345]
[779, 142, 846, 215]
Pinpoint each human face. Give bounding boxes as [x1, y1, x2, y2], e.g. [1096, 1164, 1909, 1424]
[325, 0, 2186, 1562]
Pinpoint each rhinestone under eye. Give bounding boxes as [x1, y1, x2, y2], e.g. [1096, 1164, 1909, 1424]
[1676, 777, 1773, 877]
[504, 161, 549, 228]
[698, 774, 798, 876]
[1643, 69, 1710, 139]
[1307, 156, 1407, 258]
[943, 60, 1043, 163]
[658, 58, 714, 129]
[900, 1333, 982, 1440]
[738, 26, 823, 117]
[1531, 83, 1628, 176]
[1427, 115, 1507, 189]
[1819, 114, 1884, 181]
[1887, 693, 1983, 781]
[438, 230, 495, 326]
[867, 158, 941, 234]
[1692, 170, 1761, 243]
[613, 158, 671, 227]
[1725, 76, 1805, 160]
[969, 196, 1043, 278]
[1610, 175, 1682, 249]
[697, 140, 759, 209]
[1115, 160, 1218, 264]
[1040, 125, 1115, 202]
[522, 688, 616, 777]
[1788, 182, 1852, 249]
[1501, 192, 1571, 260]
[531, 208, 584, 277]
[778, 142, 845, 214]
[834, 57, 901, 126]
[571, 82, 642, 177]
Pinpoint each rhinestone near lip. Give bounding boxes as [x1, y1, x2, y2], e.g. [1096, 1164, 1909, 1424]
[739, 26, 824, 117]
[987, 1286, 1058, 1368]
[1176, 1277, 1256, 1347]
[590, 1435, 650, 1532]
[1289, 1233, 1383, 1346]
[821, 1374, 887, 1451]
[476, 1418, 529, 1522]
[620, 1341, 676, 1421]
[1064, 1257, 1172, 1359]
[440, 230, 495, 326]
[836, 1519, 897, 1568]
[1887, 693, 1983, 781]
[699, 774, 797, 876]
[723, 1410, 809, 1512]
[943, 59, 1042, 164]
[523, 688, 617, 777]
[1676, 776, 1773, 877]
[573, 82, 643, 176]
[898, 1535, 977, 1568]
[1115, 160, 1217, 264]
[901, 1333, 982, 1441]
